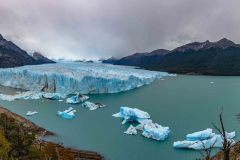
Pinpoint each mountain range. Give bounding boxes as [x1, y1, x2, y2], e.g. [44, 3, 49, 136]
[103, 38, 240, 75]
[0, 34, 55, 68]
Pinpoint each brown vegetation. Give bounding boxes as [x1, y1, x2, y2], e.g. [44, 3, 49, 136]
[0, 106, 103, 160]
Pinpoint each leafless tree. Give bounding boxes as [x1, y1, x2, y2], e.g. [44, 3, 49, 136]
[198, 138, 217, 160]
[212, 112, 234, 160]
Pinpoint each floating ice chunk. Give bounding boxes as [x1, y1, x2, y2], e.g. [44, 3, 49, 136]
[173, 140, 198, 148]
[142, 122, 170, 141]
[0, 91, 42, 101]
[82, 101, 106, 110]
[63, 107, 74, 113]
[18, 92, 43, 100]
[173, 137, 223, 150]
[173, 129, 236, 150]
[135, 124, 144, 131]
[186, 128, 215, 141]
[135, 119, 153, 131]
[42, 92, 66, 100]
[124, 125, 137, 135]
[113, 107, 170, 141]
[188, 134, 235, 150]
[226, 131, 235, 139]
[0, 93, 17, 101]
[169, 73, 177, 77]
[0, 91, 66, 101]
[112, 107, 150, 124]
[66, 110, 77, 117]
[26, 111, 38, 116]
[66, 93, 89, 104]
[57, 107, 76, 119]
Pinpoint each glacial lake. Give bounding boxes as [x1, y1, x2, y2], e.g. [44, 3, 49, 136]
[0, 75, 240, 160]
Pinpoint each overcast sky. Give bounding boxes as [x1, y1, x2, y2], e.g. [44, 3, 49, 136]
[0, 0, 240, 60]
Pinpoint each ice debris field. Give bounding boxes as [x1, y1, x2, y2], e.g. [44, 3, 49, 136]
[113, 107, 170, 141]
[0, 62, 173, 94]
[0, 91, 106, 118]
[0, 89, 236, 148]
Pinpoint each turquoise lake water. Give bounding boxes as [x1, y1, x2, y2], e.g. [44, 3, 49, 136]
[0, 75, 240, 160]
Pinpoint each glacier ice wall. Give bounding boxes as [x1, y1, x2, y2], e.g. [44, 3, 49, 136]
[0, 62, 171, 94]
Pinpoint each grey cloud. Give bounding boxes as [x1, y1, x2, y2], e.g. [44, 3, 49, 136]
[0, 0, 240, 59]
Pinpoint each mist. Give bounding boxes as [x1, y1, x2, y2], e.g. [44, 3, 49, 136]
[0, 0, 240, 60]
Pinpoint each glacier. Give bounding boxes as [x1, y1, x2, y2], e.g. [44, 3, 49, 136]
[173, 128, 235, 150]
[113, 107, 170, 141]
[0, 62, 172, 94]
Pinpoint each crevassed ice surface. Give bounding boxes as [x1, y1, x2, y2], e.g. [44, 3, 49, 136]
[0, 62, 169, 94]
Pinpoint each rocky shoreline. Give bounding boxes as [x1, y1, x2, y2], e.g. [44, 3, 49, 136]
[0, 105, 103, 160]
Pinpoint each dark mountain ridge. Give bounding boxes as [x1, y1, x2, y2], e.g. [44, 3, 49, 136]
[0, 34, 55, 68]
[112, 49, 169, 67]
[104, 38, 240, 75]
[32, 52, 55, 64]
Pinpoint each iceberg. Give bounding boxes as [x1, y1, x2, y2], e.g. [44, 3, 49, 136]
[0, 62, 171, 94]
[113, 107, 170, 141]
[66, 93, 89, 104]
[82, 101, 106, 110]
[26, 111, 38, 116]
[42, 92, 66, 100]
[57, 107, 76, 119]
[186, 128, 215, 141]
[124, 125, 137, 135]
[0, 91, 66, 101]
[0, 91, 43, 101]
[173, 140, 198, 149]
[135, 119, 153, 131]
[142, 122, 170, 141]
[112, 107, 150, 124]
[173, 129, 236, 150]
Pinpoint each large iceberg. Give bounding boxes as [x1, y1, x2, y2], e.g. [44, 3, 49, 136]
[186, 128, 215, 141]
[173, 128, 235, 150]
[113, 107, 170, 141]
[142, 122, 170, 141]
[0, 62, 171, 94]
[66, 93, 89, 104]
[112, 107, 150, 124]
